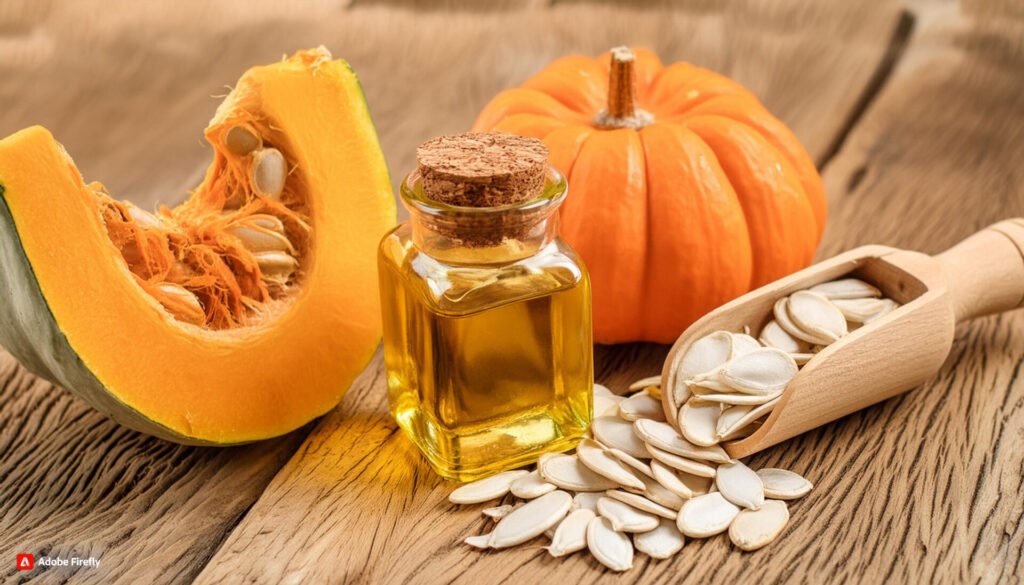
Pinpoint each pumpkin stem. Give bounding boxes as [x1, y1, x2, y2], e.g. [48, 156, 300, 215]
[607, 46, 637, 119]
[595, 46, 653, 129]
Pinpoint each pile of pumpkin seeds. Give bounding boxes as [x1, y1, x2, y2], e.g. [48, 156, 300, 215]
[451, 381, 811, 570]
[449, 277, 897, 571]
[667, 277, 899, 443]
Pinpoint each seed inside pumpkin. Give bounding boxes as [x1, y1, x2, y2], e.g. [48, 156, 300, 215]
[252, 147, 287, 199]
[225, 124, 262, 156]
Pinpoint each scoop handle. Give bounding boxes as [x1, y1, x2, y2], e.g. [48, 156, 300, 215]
[936, 218, 1024, 322]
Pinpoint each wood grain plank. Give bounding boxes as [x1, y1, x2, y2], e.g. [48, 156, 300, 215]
[197, 3, 1024, 584]
[813, 3, 1024, 581]
[0, 354, 310, 584]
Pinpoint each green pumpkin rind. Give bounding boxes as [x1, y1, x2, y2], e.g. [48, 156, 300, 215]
[0, 183, 216, 445]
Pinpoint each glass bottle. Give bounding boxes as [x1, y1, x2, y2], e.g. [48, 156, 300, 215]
[378, 144, 593, 482]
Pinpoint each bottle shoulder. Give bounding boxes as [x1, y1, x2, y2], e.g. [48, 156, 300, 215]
[378, 223, 588, 315]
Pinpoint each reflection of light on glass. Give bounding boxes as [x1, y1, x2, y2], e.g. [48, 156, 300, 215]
[411, 253, 452, 300]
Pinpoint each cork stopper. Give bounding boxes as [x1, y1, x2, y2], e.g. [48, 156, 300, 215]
[416, 132, 549, 207]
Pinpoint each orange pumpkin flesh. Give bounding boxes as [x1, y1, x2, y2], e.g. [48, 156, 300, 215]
[0, 48, 395, 444]
[473, 47, 826, 344]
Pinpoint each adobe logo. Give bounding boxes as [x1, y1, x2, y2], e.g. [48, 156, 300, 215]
[16, 553, 34, 571]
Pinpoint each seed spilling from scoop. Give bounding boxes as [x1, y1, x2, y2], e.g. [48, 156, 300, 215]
[450, 381, 812, 571]
[666, 277, 900, 443]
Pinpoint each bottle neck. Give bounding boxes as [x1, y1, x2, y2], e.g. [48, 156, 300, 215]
[401, 167, 567, 265]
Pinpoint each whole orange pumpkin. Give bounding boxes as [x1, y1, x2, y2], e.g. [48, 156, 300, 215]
[472, 47, 826, 344]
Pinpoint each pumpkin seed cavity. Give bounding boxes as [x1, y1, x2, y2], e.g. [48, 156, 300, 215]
[451, 382, 815, 569]
[93, 122, 308, 329]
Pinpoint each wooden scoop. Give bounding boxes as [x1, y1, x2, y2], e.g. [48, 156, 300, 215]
[661, 219, 1024, 459]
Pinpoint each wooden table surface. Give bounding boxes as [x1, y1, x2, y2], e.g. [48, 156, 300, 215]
[1, 1, 1023, 583]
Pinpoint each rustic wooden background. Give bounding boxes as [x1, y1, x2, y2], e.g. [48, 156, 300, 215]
[1, 0, 1022, 583]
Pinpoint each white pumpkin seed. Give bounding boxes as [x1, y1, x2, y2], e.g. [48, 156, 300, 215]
[715, 460, 765, 510]
[672, 375, 691, 409]
[604, 490, 678, 520]
[572, 491, 604, 512]
[510, 469, 557, 499]
[650, 459, 712, 499]
[729, 333, 762, 358]
[791, 353, 815, 365]
[548, 508, 594, 557]
[154, 282, 205, 325]
[788, 291, 848, 343]
[618, 393, 666, 422]
[720, 348, 798, 395]
[645, 445, 718, 478]
[688, 377, 736, 395]
[830, 297, 886, 323]
[254, 250, 298, 280]
[628, 376, 661, 391]
[607, 448, 655, 478]
[633, 518, 685, 559]
[125, 203, 167, 230]
[594, 394, 623, 418]
[587, 517, 634, 572]
[758, 319, 810, 354]
[717, 398, 779, 441]
[696, 392, 781, 406]
[627, 471, 685, 510]
[464, 533, 492, 549]
[757, 468, 814, 500]
[228, 222, 295, 254]
[539, 453, 619, 492]
[225, 124, 262, 156]
[676, 492, 740, 538]
[679, 331, 732, 377]
[489, 490, 573, 549]
[679, 400, 721, 446]
[633, 419, 730, 463]
[591, 416, 649, 459]
[576, 439, 646, 491]
[729, 500, 789, 551]
[774, 297, 833, 345]
[863, 298, 899, 323]
[809, 278, 881, 299]
[597, 497, 660, 533]
[483, 504, 517, 520]
[449, 470, 530, 504]
[593, 383, 614, 397]
[251, 147, 287, 199]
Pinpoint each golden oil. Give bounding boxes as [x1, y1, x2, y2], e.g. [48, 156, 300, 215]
[378, 153, 593, 482]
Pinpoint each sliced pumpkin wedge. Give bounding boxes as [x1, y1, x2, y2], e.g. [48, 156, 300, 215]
[0, 47, 395, 444]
